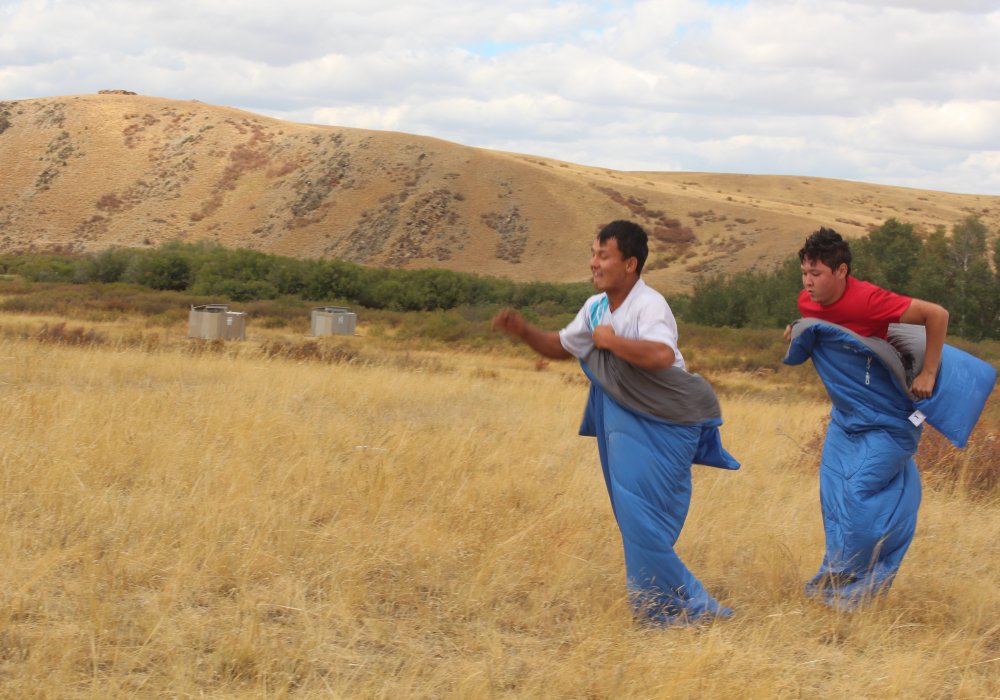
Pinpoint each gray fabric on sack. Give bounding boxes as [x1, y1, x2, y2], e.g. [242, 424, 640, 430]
[788, 318, 927, 401]
[582, 348, 722, 425]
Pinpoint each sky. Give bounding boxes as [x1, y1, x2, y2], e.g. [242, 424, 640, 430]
[2, 0, 999, 195]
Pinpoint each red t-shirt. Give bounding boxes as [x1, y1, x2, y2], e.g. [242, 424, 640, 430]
[798, 277, 912, 339]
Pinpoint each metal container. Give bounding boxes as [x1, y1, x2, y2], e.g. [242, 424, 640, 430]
[311, 306, 357, 336]
[188, 304, 246, 340]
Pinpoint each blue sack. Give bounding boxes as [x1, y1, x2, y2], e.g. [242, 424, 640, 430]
[784, 319, 994, 608]
[578, 355, 739, 624]
[788, 319, 995, 448]
[912, 344, 995, 448]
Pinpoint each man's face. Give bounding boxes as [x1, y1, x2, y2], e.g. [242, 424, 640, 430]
[801, 257, 848, 306]
[590, 237, 635, 293]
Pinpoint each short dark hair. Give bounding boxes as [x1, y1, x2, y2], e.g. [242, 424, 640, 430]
[597, 220, 649, 274]
[799, 227, 851, 274]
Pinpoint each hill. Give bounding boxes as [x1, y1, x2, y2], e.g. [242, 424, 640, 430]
[2, 92, 998, 293]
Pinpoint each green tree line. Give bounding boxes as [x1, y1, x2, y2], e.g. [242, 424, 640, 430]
[0, 241, 593, 317]
[2, 215, 995, 339]
[686, 215, 1000, 340]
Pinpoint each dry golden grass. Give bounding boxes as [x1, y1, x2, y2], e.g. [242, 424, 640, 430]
[0, 318, 998, 698]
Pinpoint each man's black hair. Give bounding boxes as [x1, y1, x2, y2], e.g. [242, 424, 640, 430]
[597, 220, 649, 274]
[799, 227, 852, 275]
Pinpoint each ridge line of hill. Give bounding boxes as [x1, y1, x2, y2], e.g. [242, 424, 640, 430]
[2, 92, 997, 293]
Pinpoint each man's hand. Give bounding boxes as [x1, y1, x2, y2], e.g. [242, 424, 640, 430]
[899, 298, 949, 400]
[592, 324, 616, 349]
[784, 324, 793, 342]
[591, 324, 675, 369]
[911, 369, 937, 399]
[492, 308, 571, 360]
[491, 308, 526, 338]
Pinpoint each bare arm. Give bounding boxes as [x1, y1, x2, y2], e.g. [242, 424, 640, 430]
[592, 325, 676, 370]
[491, 308, 572, 360]
[899, 298, 949, 398]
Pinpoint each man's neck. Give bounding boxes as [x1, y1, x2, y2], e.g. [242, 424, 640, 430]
[607, 277, 640, 312]
[825, 276, 849, 307]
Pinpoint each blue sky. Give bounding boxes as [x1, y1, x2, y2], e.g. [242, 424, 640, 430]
[2, 0, 999, 195]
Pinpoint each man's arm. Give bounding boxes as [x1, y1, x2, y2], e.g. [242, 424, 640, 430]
[592, 325, 675, 370]
[899, 298, 949, 398]
[491, 308, 572, 360]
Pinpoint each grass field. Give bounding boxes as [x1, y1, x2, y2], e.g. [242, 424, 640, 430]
[0, 312, 998, 698]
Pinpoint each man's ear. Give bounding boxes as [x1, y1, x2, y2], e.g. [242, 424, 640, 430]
[835, 263, 849, 279]
[626, 257, 637, 273]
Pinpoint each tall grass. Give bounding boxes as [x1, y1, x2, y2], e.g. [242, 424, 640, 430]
[0, 321, 997, 698]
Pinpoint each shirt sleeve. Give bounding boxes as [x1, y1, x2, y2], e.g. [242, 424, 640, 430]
[866, 285, 912, 322]
[559, 304, 595, 358]
[636, 294, 680, 353]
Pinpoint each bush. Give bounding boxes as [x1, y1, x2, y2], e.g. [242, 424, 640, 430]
[123, 249, 192, 291]
[73, 247, 137, 284]
[35, 322, 107, 346]
[3, 242, 594, 316]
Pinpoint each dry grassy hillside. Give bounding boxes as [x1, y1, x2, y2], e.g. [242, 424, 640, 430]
[2, 92, 999, 293]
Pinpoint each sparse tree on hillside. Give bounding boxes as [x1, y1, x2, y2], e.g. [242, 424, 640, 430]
[852, 218, 921, 295]
[687, 258, 800, 328]
[910, 227, 950, 308]
[946, 215, 995, 339]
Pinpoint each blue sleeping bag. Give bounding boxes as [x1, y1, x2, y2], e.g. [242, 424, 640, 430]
[579, 353, 740, 625]
[784, 319, 995, 608]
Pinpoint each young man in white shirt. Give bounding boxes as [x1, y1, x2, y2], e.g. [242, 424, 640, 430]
[493, 221, 681, 370]
[493, 220, 735, 625]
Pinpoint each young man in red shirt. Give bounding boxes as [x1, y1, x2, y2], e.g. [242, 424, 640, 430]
[784, 227, 951, 609]
[785, 227, 949, 398]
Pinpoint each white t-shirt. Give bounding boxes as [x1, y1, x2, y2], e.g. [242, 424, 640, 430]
[559, 278, 686, 370]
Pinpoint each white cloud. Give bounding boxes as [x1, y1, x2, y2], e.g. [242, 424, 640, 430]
[868, 100, 1000, 149]
[853, 0, 998, 12]
[2, 0, 999, 195]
